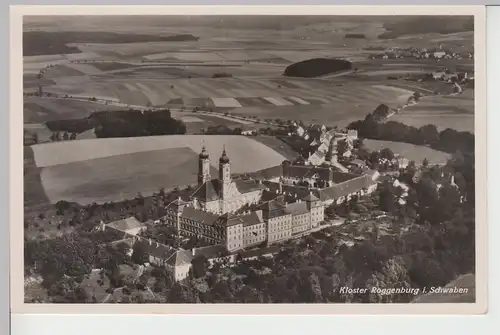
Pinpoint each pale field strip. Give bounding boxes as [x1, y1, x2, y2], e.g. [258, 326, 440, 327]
[211, 97, 242, 108]
[32, 135, 286, 169]
[216, 89, 239, 99]
[190, 80, 223, 97]
[135, 82, 162, 105]
[183, 82, 216, 100]
[178, 116, 205, 123]
[263, 97, 294, 106]
[288, 96, 310, 105]
[359, 69, 429, 76]
[65, 63, 104, 75]
[232, 89, 256, 98]
[172, 84, 198, 99]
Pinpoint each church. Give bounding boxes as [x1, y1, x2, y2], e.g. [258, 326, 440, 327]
[189, 146, 266, 214]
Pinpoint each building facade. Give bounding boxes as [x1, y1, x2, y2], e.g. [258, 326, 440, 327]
[191, 146, 265, 214]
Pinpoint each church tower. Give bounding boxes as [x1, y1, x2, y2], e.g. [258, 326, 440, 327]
[219, 146, 231, 199]
[198, 145, 211, 186]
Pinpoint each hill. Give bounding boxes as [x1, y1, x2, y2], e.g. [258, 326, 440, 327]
[283, 58, 353, 78]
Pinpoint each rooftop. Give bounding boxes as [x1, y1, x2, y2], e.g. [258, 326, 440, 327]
[284, 202, 309, 216]
[226, 210, 264, 227]
[181, 206, 221, 226]
[106, 217, 146, 234]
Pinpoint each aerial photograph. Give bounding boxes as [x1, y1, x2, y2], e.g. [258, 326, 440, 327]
[23, 15, 475, 304]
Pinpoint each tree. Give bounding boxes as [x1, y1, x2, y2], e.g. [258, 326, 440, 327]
[337, 140, 349, 157]
[380, 148, 395, 160]
[422, 158, 429, 167]
[191, 255, 210, 278]
[131, 242, 149, 265]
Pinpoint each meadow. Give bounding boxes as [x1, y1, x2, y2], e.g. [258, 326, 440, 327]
[390, 91, 474, 133]
[40, 147, 210, 205]
[363, 139, 451, 165]
[32, 135, 287, 169]
[32, 135, 288, 205]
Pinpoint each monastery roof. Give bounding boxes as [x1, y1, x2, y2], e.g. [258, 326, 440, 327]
[250, 165, 283, 180]
[226, 210, 264, 227]
[106, 217, 145, 233]
[234, 178, 266, 193]
[180, 206, 221, 226]
[257, 199, 284, 219]
[317, 174, 375, 201]
[284, 164, 332, 181]
[284, 202, 309, 216]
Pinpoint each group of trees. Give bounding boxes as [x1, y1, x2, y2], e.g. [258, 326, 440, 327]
[92, 109, 186, 138]
[284, 58, 353, 78]
[348, 115, 474, 154]
[43, 109, 187, 139]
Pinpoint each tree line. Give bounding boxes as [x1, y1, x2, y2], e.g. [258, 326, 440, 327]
[347, 107, 474, 155]
[44, 109, 187, 139]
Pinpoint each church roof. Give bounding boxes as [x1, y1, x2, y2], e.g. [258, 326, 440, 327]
[190, 179, 221, 202]
[199, 146, 209, 159]
[219, 149, 230, 164]
[191, 178, 265, 203]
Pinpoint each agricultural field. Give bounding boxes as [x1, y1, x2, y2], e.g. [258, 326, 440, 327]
[23, 17, 474, 207]
[29, 135, 288, 205]
[24, 97, 124, 123]
[363, 139, 451, 165]
[390, 91, 475, 132]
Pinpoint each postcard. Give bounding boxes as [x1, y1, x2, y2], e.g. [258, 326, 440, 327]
[11, 5, 487, 314]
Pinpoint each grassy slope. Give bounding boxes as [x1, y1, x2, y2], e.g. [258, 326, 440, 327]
[363, 139, 451, 165]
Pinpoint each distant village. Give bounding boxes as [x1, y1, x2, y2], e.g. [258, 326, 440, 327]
[370, 45, 473, 61]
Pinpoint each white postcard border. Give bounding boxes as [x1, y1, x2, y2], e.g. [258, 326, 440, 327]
[10, 5, 488, 315]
